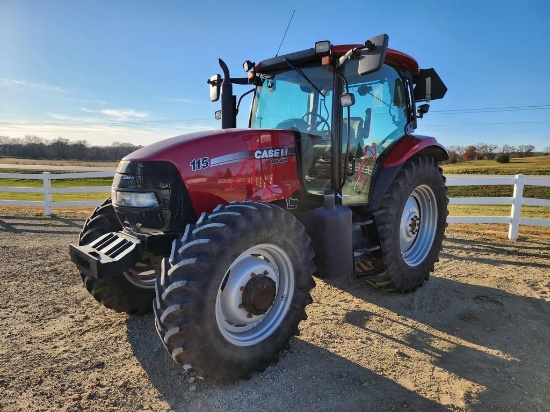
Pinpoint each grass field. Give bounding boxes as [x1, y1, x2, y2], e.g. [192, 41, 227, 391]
[442, 155, 550, 175]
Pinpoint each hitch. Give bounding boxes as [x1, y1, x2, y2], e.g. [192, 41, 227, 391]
[70, 232, 143, 279]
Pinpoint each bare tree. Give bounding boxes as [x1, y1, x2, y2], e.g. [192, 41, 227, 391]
[501, 145, 517, 156]
[518, 144, 535, 157]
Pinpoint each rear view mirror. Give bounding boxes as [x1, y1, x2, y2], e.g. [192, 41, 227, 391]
[358, 34, 389, 76]
[340, 93, 355, 107]
[208, 74, 221, 102]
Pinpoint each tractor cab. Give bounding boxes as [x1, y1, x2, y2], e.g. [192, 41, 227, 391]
[209, 34, 447, 208]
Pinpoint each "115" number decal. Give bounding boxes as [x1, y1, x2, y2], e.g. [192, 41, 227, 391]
[190, 157, 210, 171]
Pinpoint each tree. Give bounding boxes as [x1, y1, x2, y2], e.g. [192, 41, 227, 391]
[501, 145, 517, 156]
[462, 145, 477, 161]
[543, 146, 550, 156]
[476, 143, 498, 160]
[0, 135, 14, 157]
[518, 144, 535, 157]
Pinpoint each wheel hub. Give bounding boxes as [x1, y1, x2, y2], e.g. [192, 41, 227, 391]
[399, 185, 438, 266]
[242, 275, 277, 315]
[407, 214, 420, 236]
[401, 196, 421, 254]
[215, 244, 296, 347]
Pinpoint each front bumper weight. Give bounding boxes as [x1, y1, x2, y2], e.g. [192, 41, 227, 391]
[70, 232, 143, 279]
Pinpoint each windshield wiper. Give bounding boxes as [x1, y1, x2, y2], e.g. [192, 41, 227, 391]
[282, 57, 325, 97]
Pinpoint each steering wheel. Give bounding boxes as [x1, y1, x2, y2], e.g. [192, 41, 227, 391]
[301, 112, 330, 131]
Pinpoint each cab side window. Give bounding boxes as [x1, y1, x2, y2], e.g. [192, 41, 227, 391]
[342, 65, 410, 205]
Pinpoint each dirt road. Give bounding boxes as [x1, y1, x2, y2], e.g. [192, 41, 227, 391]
[0, 214, 548, 411]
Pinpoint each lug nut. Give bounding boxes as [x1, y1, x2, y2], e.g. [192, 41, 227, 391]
[250, 272, 256, 277]
[263, 270, 269, 276]
[238, 303, 244, 308]
[247, 313, 253, 318]
[240, 286, 245, 291]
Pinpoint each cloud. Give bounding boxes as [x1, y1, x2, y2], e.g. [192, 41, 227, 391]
[0, 78, 26, 87]
[0, 119, 217, 146]
[0, 77, 69, 93]
[78, 108, 149, 120]
[100, 109, 149, 119]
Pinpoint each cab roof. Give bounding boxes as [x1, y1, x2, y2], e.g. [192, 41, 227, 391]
[256, 44, 420, 76]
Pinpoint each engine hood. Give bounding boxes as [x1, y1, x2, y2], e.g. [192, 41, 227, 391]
[125, 128, 244, 160]
[120, 128, 302, 214]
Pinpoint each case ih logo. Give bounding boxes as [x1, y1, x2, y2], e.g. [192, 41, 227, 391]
[254, 148, 289, 160]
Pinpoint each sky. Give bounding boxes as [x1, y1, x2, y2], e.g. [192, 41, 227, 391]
[1, 0, 549, 151]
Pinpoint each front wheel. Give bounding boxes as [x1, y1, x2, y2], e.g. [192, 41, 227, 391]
[371, 156, 448, 292]
[154, 201, 316, 382]
[78, 198, 156, 314]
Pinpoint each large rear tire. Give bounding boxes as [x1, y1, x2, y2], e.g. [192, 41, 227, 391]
[78, 198, 156, 314]
[371, 156, 448, 292]
[154, 201, 316, 382]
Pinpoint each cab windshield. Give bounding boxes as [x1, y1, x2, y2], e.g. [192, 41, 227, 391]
[250, 66, 334, 133]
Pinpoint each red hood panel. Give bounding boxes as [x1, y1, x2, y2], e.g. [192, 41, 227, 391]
[123, 129, 302, 214]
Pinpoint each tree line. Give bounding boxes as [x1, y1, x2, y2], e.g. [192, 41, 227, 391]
[446, 143, 550, 163]
[0, 135, 141, 162]
[1, 135, 548, 164]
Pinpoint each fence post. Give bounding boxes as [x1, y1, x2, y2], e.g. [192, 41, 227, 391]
[43, 172, 52, 216]
[508, 173, 524, 240]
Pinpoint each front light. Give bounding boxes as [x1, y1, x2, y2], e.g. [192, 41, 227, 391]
[114, 191, 159, 207]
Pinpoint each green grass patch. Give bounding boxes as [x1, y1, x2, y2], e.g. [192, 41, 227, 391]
[0, 177, 112, 188]
[449, 204, 550, 219]
[448, 185, 550, 199]
[442, 155, 550, 175]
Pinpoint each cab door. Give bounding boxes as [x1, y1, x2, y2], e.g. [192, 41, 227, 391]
[341, 64, 410, 205]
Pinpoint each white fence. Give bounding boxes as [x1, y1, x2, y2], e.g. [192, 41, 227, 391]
[446, 174, 550, 240]
[1, 172, 549, 240]
[0, 171, 112, 216]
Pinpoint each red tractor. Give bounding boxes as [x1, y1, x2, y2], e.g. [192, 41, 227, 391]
[70, 34, 448, 381]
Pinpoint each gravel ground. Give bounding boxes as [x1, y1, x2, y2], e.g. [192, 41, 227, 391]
[0, 214, 549, 411]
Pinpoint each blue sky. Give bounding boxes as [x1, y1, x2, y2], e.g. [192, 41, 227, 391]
[1, 0, 549, 150]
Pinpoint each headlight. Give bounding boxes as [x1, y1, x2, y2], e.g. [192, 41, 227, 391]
[113, 191, 159, 207]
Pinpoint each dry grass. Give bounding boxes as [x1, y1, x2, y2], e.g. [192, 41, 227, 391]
[446, 223, 550, 242]
[443, 155, 550, 175]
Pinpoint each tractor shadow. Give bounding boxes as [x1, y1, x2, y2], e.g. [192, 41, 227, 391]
[125, 315, 443, 411]
[327, 235, 550, 410]
[124, 234, 550, 410]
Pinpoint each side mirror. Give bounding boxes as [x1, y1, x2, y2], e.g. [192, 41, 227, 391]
[414, 68, 447, 102]
[358, 34, 389, 76]
[340, 93, 355, 107]
[417, 103, 430, 119]
[207, 74, 221, 102]
[243, 60, 255, 72]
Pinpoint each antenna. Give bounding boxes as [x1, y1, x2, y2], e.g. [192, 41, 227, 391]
[275, 10, 295, 57]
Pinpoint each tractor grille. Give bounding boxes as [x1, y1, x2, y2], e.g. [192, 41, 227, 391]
[112, 161, 195, 233]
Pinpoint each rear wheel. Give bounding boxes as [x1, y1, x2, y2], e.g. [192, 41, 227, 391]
[371, 156, 448, 292]
[78, 198, 156, 314]
[154, 201, 316, 382]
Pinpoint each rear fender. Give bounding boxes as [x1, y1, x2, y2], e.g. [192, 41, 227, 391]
[368, 135, 448, 212]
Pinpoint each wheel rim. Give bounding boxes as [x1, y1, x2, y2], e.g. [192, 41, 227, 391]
[122, 262, 157, 289]
[215, 244, 295, 347]
[399, 184, 438, 267]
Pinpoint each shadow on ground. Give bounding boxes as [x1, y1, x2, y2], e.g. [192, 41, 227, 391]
[126, 313, 445, 411]
[0, 215, 84, 235]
